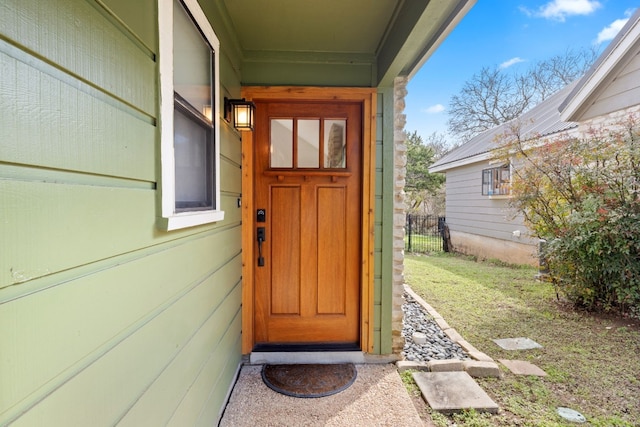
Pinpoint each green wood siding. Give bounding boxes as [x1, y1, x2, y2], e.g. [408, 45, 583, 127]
[241, 59, 376, 87]
[375, 88, 395, 355]
[1, 0, 404, 422]
[1, 0, 243, 425]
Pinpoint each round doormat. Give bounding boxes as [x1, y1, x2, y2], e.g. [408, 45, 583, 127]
[262, 363, 357, 398]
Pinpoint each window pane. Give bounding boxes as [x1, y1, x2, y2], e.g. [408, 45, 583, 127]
[498, 165, 510, 195]
[271, 119, 293, 168]
[482, 169, 491, 195]
[174, 108, 212, 210]
[297, 119, 320, 168]
[174, 0, 212, 118]
[482, 165, 511, 195]
[324, 120, 346, 168]
[492, 169, 499, 194]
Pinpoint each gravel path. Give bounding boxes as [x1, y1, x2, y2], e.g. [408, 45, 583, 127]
[401, 292, 468, 362]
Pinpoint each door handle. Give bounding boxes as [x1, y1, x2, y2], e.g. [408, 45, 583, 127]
[257, 227, 265, 267]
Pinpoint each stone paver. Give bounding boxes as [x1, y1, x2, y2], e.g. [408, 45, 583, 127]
[468, 351, 494, 362]
[427, 359, 464, 372]
[463, 360, 501, 378]
[413, 371, 499, 414]
[396, 360, 428, 372]
[435, 318, 450, 330]
[493, 337, 542, 350]
[456, 339, 479, 354]
[443, 328, 464, 343]
[498, 359, 547, 376]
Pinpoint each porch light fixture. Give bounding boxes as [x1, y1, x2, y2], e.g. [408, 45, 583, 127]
[225, 97, 256, 131]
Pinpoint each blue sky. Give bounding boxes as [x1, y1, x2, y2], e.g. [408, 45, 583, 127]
[405, 0, 638, 145]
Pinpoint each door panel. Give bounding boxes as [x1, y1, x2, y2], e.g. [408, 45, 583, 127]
[317, 185, 346, 315]
[270, 186, 301, 315]
[254, 101, 362, 346]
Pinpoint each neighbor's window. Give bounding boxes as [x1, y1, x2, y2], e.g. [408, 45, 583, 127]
[159, 0, 224, 230]
[482, 164, 511, 196]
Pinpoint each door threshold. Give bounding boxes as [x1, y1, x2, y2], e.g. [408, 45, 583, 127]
[252, 343, 360, 352]
[249, 351, 366, 365]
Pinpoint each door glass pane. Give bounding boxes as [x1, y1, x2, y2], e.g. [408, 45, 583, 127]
[324, 120, 346, 168]
[174, 108, 212, 210]
[271, 119, 293, 168]
[297, 119, 319, 168]
[173, 0, 212, 118]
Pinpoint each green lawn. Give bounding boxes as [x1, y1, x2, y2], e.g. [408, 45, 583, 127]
[404, 253, 640, 427]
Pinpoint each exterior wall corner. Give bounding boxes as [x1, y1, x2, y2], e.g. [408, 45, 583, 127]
[391, 76, 409, 354]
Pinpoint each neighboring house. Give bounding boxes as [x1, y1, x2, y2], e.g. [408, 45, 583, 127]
[559, 8, 640, 124]
[430, 7, 640, 266]
[0, 0, 475, 424]
[429, 83, 579, 265]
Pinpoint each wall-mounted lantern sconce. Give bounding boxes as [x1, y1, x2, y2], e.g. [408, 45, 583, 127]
[224, 97, 256, 131]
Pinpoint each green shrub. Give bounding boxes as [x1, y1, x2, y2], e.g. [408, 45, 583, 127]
[495, 114, 640, 315]
[545, 197, 640, 312]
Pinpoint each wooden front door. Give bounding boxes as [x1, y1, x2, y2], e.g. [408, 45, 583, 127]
[253, 101, 362, 347]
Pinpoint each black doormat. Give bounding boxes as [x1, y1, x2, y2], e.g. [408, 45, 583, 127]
[262, 363, 357, 398]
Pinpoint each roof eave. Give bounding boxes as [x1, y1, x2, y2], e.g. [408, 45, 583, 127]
[429, 151, 492, 173]
[377, 0, 476, 86]
[559, 8, 640, 122]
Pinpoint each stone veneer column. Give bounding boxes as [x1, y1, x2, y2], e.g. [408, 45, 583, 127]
[392, 76, 408, 354]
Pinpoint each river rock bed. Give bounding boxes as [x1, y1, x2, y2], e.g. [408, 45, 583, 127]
[401, 292, 468, 361]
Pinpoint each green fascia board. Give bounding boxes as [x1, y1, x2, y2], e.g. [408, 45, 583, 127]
[240, 51, 376, 87]
[377, 0, 476, 86]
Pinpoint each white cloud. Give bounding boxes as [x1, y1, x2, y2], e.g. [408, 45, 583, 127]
[424, 104, 445, 114]
[528, 0, 602, 22]
[596, 18, 629, 44]
[500, 57, 526, 69]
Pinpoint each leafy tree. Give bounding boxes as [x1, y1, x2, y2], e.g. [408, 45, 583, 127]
[494, 114, 640, 314]
[448, 48, 598, 142]
[405, 131, 445, 213]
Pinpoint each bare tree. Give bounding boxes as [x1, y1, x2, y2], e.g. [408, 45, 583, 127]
[447, 67, 533, 142]
[424, 131, 457, 159]
[527, 47, 599, 102]
[447, 48, 598, 142]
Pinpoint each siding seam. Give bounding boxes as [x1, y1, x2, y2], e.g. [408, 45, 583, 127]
[0, 226, 241, 302]
[0, 37, 155, 125]
[113, 280, 242, 425]
[89, 0, 156, 60]
[1, 253, 242, 425]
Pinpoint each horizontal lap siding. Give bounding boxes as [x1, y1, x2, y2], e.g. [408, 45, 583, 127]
[0, 0, 156, 117]
[445, 164, 531, 241]
[0, 48, 155, 182]
[582, 53, 640, 120]
[1, 0, 243, 425]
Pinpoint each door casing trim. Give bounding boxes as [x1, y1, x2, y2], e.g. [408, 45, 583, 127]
[240, 86, 377, 354]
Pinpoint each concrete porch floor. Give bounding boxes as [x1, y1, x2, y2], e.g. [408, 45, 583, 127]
[219, 363, 427, 426]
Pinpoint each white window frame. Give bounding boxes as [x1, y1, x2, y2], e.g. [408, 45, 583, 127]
[158, 0, 224, 230]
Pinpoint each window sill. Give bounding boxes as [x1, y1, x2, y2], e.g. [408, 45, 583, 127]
[487, 194, 512, 200]
[158, 210, 225, 231]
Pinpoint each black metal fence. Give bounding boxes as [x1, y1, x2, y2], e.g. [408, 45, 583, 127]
[405, 214, 446, 253]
